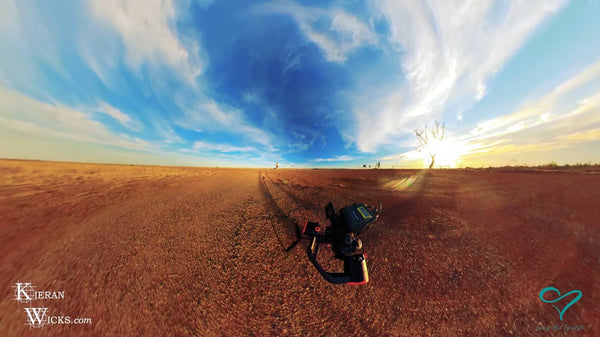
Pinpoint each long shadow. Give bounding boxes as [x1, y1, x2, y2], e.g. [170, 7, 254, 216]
[257, 172, 305, 252]
[261, 171, 322, 215]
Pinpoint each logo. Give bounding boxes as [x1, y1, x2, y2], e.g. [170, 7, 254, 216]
[12, 281, 92, 329]
[24, 308, 49, 328]
[14, 282, 36, 303]
[539, 287, 582, 321]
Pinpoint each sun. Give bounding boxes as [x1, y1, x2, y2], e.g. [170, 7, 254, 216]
[421, 138, 465, 168]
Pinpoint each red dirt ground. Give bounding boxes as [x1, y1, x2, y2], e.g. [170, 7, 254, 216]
[0, 159, 598, 336]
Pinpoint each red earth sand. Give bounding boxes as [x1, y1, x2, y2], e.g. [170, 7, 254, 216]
[1, 159, 599, 336]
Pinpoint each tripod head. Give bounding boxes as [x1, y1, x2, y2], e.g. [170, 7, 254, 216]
[300, 201, 381, 285]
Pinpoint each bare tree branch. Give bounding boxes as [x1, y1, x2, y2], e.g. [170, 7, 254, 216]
[414, 121, 446, 169]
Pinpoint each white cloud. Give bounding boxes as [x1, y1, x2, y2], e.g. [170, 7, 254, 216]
[468, 59, 600, 141]
[381, 150, 419, 161]
[0, 86, 151, 151]
[465, 90, 600, 149]
[150, 116, 183, 144]
[350, 0, 568, 152]
[257, 1, 376, 62]
[558, 128, 600, 142]
[178, 140, 285, 168]
[83, 1, 276, 152]
[84, 1, 278, 155]
[96, 101, 140, 130]
[312, 155, 354, 162]
[381, 56, 600, 167]
[0, 0, 70, 91]
[179, 99, 275, 151]
[191, 141, 257, 153]
[87, 0, 203, 84]
[444, 59, 600, 165]
[0, 86, 272, 167]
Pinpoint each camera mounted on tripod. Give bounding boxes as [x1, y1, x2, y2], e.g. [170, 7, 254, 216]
[299, 201, 381, 285]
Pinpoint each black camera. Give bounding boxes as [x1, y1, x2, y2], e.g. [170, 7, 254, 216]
[301, 201, 381, 285]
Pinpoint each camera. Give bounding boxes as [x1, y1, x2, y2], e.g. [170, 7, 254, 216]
[301, 201, 381, 285]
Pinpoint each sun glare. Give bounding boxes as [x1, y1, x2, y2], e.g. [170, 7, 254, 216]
[422, 138, 466, 168]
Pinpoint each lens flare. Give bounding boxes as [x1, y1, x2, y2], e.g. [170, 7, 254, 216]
[379, 175, 418, 191]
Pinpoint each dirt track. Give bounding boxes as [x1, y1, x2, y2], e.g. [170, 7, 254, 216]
[1, 160, 599, 336]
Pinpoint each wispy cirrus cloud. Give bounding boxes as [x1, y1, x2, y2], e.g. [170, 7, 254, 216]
[86, 0, 204, 84]
[2, 0, 596, 168]
[95, 101, 142, 131]
[350, 0, 569, 152]
[459, 92, 600, 160]
[466, 59, 600, 144]
[0, 0, 71, 93]
[178, 99, 275, 151]
[380, 56, 600, 167]
[0, 86, 151, 151]
[191, 140, 257, 153]
[85, 0, 276, 154]
[149, 115, 184, 144]
[256, 1, 376, 63]
[470, 59, 600, 140]
[441, 59, 600, 165]
[0, 0, 284, 167]
[311, 155, 355, 162]
[559, 128, 600, 142]
[177, 140, 281, 168]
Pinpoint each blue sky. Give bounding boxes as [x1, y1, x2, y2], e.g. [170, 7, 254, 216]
[1, 0, 599, 168]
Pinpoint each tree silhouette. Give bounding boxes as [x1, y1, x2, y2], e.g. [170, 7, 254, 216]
[415, 121, 446, 169]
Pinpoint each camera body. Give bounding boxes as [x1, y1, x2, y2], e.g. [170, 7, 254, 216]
[302, 202, 380, 285]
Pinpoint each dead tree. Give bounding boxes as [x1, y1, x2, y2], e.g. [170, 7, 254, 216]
[415, 121, 446, 169]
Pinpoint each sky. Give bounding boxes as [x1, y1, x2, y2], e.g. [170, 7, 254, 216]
[1, 0, 599, 168]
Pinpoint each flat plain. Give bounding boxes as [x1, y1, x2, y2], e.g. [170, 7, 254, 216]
[0, 159, 598, 336]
